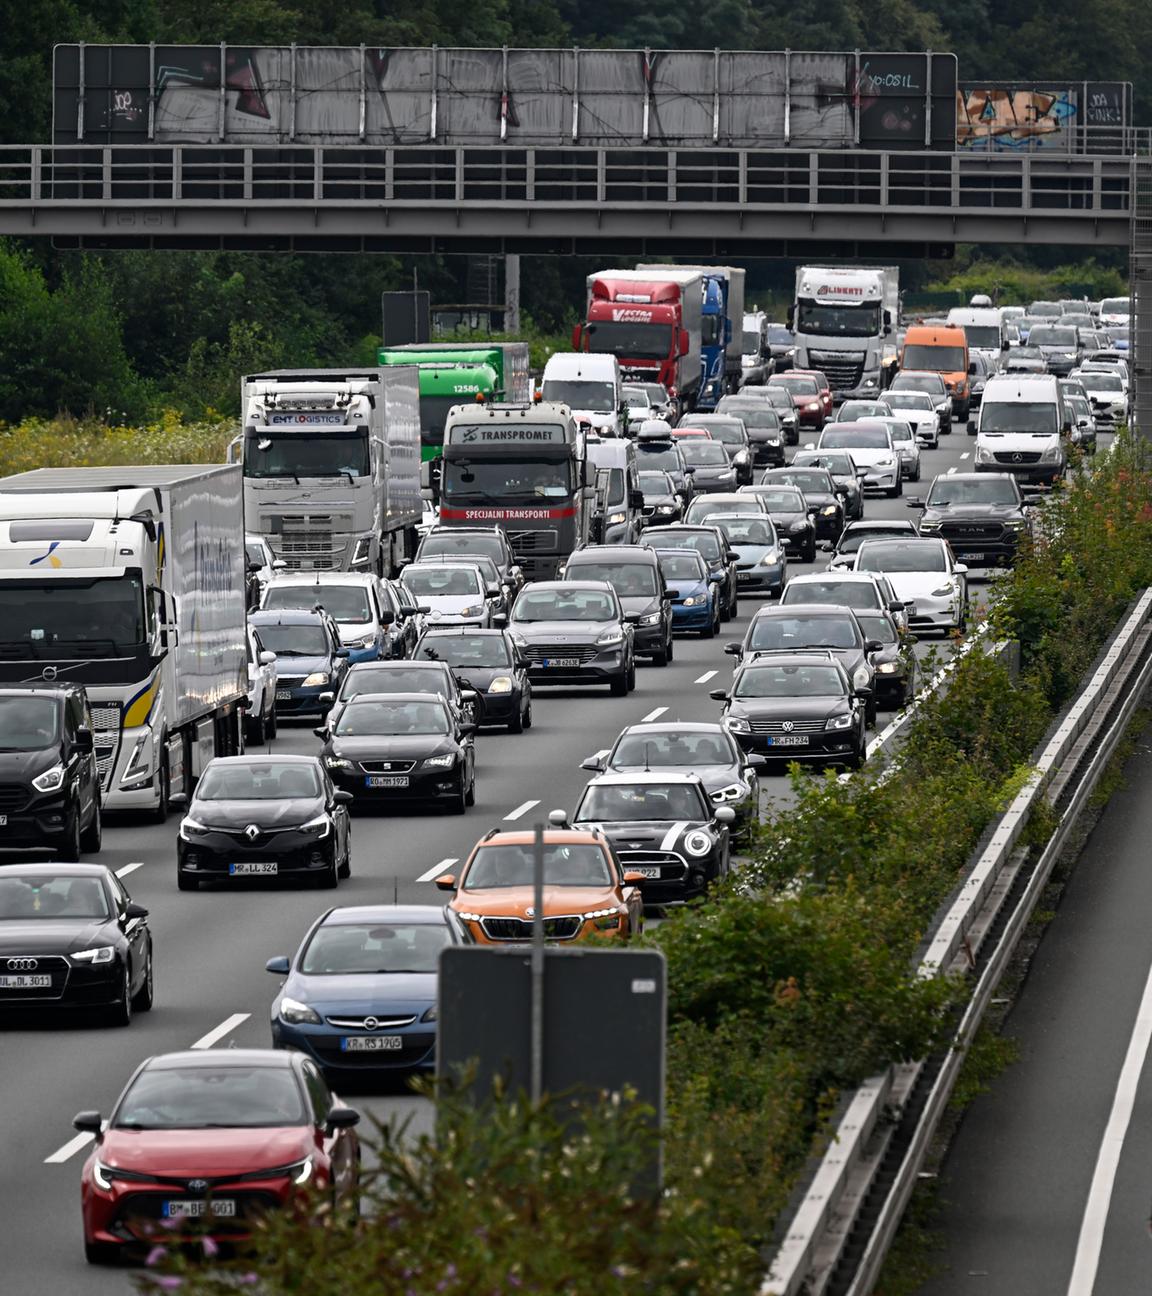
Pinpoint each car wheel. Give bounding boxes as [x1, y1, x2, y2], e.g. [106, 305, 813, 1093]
[317, 855, 340, 888]
[79, 796, 102, 854]
[610, 670, 629, 697]
[449, 775, 468, 814]
[85, 1241, 119, 1265]
[866, 699, 878, 728]
[177, 872, 199, 892]
[652, 638, 670, 667]
[267, 702, 278, 739]
[57, 808, 82, 861]
[626, 656, 637, 691]
[803, 539, 817, 562]
[508, 704, 525, 734]
[338, 842, 352, 879]
[246, 709, 266, 746]
[132, 942, 154, 1012]
[845, 738, 866, 771]
[107, 963, 132, 1027]
[465, 770, 476, 807]
[522, 700, 533, 730]
[701, 606, 717, 638]
[151, 751, 170, 824]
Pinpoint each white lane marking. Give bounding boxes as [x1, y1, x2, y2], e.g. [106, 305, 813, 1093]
[504, 799, 540, 821]
[45, 1131, 95, 1164]
[659, 821, 689, 851]
[417, 857, 458, 883]
[960, 452, 970, 460]
[1066, 954, 1152, 1295]
[115, 862, 145, 878]
[696, 670, 718, 684]
[641, 706, 668, 722]
[190, 1013, 251, 1051]
[947, 466, 958, 474]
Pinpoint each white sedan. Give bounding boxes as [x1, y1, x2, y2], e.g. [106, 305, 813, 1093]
[854, 536, 968, 634]
[245, 625, 278, 745]
[881, 391, 942, 447]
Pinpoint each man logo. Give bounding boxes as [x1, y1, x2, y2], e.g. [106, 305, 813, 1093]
[244, 825, 261, 842]
[782, 720, 795, 732]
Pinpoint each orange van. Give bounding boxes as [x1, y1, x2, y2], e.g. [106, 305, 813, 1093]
[898, 326, 971, 419]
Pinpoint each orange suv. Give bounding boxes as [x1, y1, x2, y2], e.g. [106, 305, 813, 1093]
[436, 827, 644, 942]
[899, 326, 971, 419]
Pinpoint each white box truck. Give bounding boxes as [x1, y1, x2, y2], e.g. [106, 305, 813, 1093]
[541, 352, 623, 436]
[237, 367, 422, 576]
[0, 465, 248, 816]
[791, 266, 899, 400]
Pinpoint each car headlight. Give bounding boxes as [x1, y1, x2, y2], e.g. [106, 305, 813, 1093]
[820, 504, 839, 516]
[324, 755, 354, 771]
[682, 595, 705, 606]
[421, 1004, 438, 1022]
[919, 519, 941, 531]
[723, 715, 751, 733]
[456, 604, 485, 618]
[179, 816, 212, 839]
[298, 814, 331, 838]
[423, 753, 456, 769]
[852, 664, 871, 688]
[734, 451, 749, 465]
[790, 520, 811, 532]
[72, 946, 116, 964]
[930, 583, 956, 597]
[765, 435, 781, 445]
[876, 661, 901, 675]
[510, 632, 528, 649]
[1004, 518, 1027, 530]
[32, 763, 65, 793]
[607, 511, 627, 526]
[1041, 444, 1063, 462]
[825, 713, 854, 730]
[287, 1157, 314, 1187]
[877, 457, 895, 467]
[711, 781, 750, 803]
[92, 1160, 115, 1191]
[976, 445, 995, 462]
[346, 635, 376, 649]
[657, 503, 676, 513]
[861, 377, 877, 388]
[279, 996, 323, 1026]
[488, 675, 513, 694]
[639, 612, 662, 625]
[302, 672, 330, 688]
[597, 630, 624, 646]
[805, 402, 822, 411]
[760, 550, 782, 566]
[684, 830, 714, 857]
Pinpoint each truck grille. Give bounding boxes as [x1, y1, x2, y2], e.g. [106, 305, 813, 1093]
[507, 529, 559, 553]
[809, 351, 866, 391]
[938, 523, 1006, 542]
[95, 747, 116, 789]
[90, 706, 120, 730]
[748, 717, 828, 734]
[480, 915, 582, 941]
[0, 785, 30, 812]
[992, 451, 1042, 465]
[521, 644, 599, 664]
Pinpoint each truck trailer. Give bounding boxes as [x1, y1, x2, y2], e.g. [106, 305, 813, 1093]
[0, 465, 248, 816]
[790, 266, 899, 401]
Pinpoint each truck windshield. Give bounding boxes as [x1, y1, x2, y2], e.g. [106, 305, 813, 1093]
[963, 326, 1001, 348]
[418, 395, 467, 449]
[796, 303, 881, 338]
[585, 321, 672, 359]
[901, 345, 966, 371]
[980, 403, 1059, 434]
[742, 330, 761, 353]
[541, 380, 616, 412]
[0, 576, 145, 657]
[442, 458, 572, 501]
[244, 428, 370, 479]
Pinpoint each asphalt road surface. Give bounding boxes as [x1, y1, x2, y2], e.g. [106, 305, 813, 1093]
[0, 427, 996, 1294]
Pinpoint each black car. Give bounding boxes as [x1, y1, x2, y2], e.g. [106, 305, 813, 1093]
[1027, 324, 1082, 376]
[561, 546, 675, 666]
[175, 755, 352, 891]
[638, 525, 739, 622]
[711, 654, 868, 769]
[637, 469, 684, 525]
[634, 431, 696, 500]
[379, 579, 423, 659]
[738, 485, 816, 562]
[320, 693, 477, 813]
[790, 449, 866, 520]
[0, 686, 102, 859]
[581, 722, 764, 840]
[248, 608, 350, 718]
[683, 416, 754, 485]
[0, 863, 151, 1025]
[760, 467, 845, 543]
[716, 399, 787, 467]
[415, 526, 524, 601]
[753, 385, 801, 444]
[908, 472, 1030, 568]
[854, 609, 918, 710]
[569, 772, 735, 906]
[320, 660, 478, 731]
[413, 628, 532, 733]
[509, 581, 636, 695]
[765, 324, 797, 373]
[676, 438, 737, 493]
[826, 519, 919, 570]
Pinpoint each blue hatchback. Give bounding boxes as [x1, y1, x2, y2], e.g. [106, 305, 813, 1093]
[656, 549, 717, 636]
[249, 608, 350, 717]
[266, 904, 469, 1077]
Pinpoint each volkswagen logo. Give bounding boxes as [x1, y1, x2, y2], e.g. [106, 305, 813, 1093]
[244, 825, 261, 842]
[782, 720, 795, 732]
[364, 1017, 379, 1031]
[6, 958, 37, 972]
[186, 1179, 209, 1193]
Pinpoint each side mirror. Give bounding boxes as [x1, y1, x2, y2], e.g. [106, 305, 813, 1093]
[714, 806, 737, 825]
[905, 497, 924, 509]
[265, 955, 290, 975]
[493, 613, 508, 627]
[334, 647, 350, 658]
[855, 686, 874, 699]
[664, 588, 680, 600]
[726, 551, 740, 562]
[967, 418, 978, 436]
[724, 642, 742, 656]
[865, 639, 884, 652]
[968, 362, 978, 375]
[259, 650, 277, 665]
[819, 541, 835, 552]
[326, 1108, 361, 1132]
[72, 1111, 103, 1136]
[804, 442, 815, 450]
[887, 600, 905, 614]
[581, 756, 606, 771]
[624, 612, 642, 624]
[744, 754, 768, 768]
[435, 874, 457, 891]
[630, 490, 645, 509]
[623, 871, 647, 885]
[272, 560, 288, 572]
[124, 901, 149, 920]
[74, 726, 94, 753]
[378, 610, 395, 626]
[709, 688, 730, 702]
[953, 563, 969, 575]
[313, 727, 329, 739]
[548, 808, 569, 826]
[168, 791, 188, 808]
[459, 722, 478, 738]
[333, 790, 353, 805]
[486, 585, 501, 599]
[318, 691, 335, 706]
[247, 561, 263, 574]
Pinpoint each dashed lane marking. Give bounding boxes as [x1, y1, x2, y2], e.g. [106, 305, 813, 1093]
[417, 857, 458, 882]
[640, 706, 668, 722]
[504, 800, 540, 821]
[190, 1013, 251, 1051]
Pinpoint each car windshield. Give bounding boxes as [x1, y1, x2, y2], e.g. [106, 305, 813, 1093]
[1086, 373, 1124, 391]
[783, 580, 880, 610]
[821, 428, 890, 449]
[420, 534, 504, 565]
[1101, 299, 1129, 314]
[0, 874, 108, 920]
[724, 406, 778, 430]
[748, 614, 858, 651]
[251, 624, 328, 656]
[334, 699, 449, 736]
[963, 326, 1001, 348]
[115, 1066, 306, 1130]
[857, 543, 947, 573]
[838, 403, 887, 420]
[197, 762, 321, 800]
[928, 478, 1019, 505]
[623, 386, 651, 407]
[687, 500, 760, 523]
[612, 730, 734, 766]
[980, 402, 1058, 434]
[837, 526, 912, 553]
[771, 471, 831, 493]
[464, 842, 612, 888]
[888, 425, 913, 443]
[901, 345, 965, 370]
[576, 783, 707, 823]
[639, 472, 674, 493]
[770, 377, 818, 395]
[636, 447, 683, 473]
[699, 423, 744, 445]
[644, 531, 720, 562]
[264, 584, 371, 623]
[855, 612, 899, 645]
[1010, 348, 1044, 361]
[245, 543, 267, 567]
[541, 379, 616, 412]
[301, 921, 449, 974]
[742, 330, 761, 352]
[794, 453, 853, 474]
[1028, 327, 1078, 347]
[642, 385, 669, 403]
[886, 392, 933, 410]
[513, 590, 616, 622]
[0, 696, 60, 751]
[418, 635, 509, 668]
[891, 373, 946, 396]
[657, 552, 706, 581]
[570, 563, 658, 597]
[680, 442, 730, 466]
[767, 326, 793, 344]
[343, 667, 448, 698]
[755, 489, 806, 512]
[734, 664, 845, 698]
[401, 567, 483, 597]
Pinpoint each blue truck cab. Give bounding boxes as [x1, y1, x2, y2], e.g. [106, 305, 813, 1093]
[698, 274, 730, 410]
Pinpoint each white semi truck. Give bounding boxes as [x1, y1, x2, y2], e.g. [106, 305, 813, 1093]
[790, 266, 900, 400]
[238, 367, 422, 576]
[0, 465, 248, 816]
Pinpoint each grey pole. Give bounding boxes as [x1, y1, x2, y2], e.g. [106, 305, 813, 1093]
[530, 821, 545, 1103]
[505, 253, 521, 336]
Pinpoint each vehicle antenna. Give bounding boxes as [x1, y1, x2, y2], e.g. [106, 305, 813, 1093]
[644, 742, 652, 773]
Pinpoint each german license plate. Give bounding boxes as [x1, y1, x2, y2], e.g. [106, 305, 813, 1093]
[963, 552, 986, 561]
[631, 866, 662, 878]
[766, 735, 809, 746]
[275, 689, 291, 701]
[341, 1035, 403, 1052]
[0, 975, 51, 988]
[162, 1199, 237, 1219]
[0, 816, 7, 826]
[737, 572, 756, 583]
[367, 775, 409, 788]
[229, 861, 277, 875]
[542, 657, 579, 668]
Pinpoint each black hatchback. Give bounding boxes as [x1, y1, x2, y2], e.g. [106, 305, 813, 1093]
[0, 686, 102, 860]
[414, 628, 533, 732]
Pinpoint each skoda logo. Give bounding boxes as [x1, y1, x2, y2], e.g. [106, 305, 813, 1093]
[782, 721, 795, 732]
[364, 1017, 379, 1031]
[186, 1179, 209, 1192]
[525, 907, 535, 918]
[244, 825, 261, 842]
[6, 958, 37, 972]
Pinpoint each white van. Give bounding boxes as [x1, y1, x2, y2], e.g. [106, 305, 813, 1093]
[541, 352, 623, 436]
[973, 374, 1068, 487]
[1098, 296, 1131, 327]
[946, 307, 1007, 366]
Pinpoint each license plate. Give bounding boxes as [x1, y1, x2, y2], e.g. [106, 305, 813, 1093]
[0, 974, 51, 988]
[162, 1199, 237, 1219]
[963, 552, 986, 561]
[341, 1035, 403, 1052]
[275, 689, 292, 701]
[542, 658, 580, 668]
[0, 816, 7, 826]
[632, 866, 662, 879]
[766, 735, 809, 746]
[366, 776, 409, 788]
[229, 861, 277, 875]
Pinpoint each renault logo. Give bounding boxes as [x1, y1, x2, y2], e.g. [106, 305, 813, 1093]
[364, 1017, 379, 1031]
[186, 1179, 209, 1192]
[782, 721, 795, 732]
[6, 958, 38, 972]
[244, 825, 261, 842]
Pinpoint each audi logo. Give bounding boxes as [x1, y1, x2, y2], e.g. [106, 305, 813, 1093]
[364, 1017, 379, 1031]
[6, 958, 38, 972]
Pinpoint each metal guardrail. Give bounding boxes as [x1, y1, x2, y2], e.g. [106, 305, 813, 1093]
[762, 589, 1152, 1296]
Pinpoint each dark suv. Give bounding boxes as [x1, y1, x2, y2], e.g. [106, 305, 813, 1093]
[0, 686, 102, 858]
[561, 546, 675, 666]
[509, 581, 636, 695]
[908, 472, 1030, 568]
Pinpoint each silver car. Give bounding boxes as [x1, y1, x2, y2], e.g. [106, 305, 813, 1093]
[881, 419, 922, 482]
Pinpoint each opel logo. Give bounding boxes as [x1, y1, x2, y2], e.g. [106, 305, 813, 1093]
[6, 958, 37, 972]
[186, 1179, 209, 1192]
[364, 1017, 379, 1031]
[782, 721, 795, 732]
[244, 825, 261, 842]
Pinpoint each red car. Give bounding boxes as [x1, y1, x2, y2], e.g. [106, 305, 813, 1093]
[75, 1049, 360, 1263]
[790, 368, 834, 419]
[767, 373, 827, 430]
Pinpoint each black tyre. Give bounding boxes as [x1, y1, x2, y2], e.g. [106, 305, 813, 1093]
[317, 857, 339, 888]
[132, 942, 154, 1012]
[337, 840, 351, 879]
[803, 539, 817, 563]
[522, 700, 533, 730]
[85, 1241, 119, 1266]
[845, 739, 866, 771]
[107, 963, 132, 1027]
[465, 769, 476, 807]
[508, 705, 525, 734]
[652, 638, 670, 667]
[610, 671, 629, 697]
[701, 609, 717, 639]
[177, 872, 199, 892]
[56, 809, 82, 862]
[79, 797, 102, 854]
[866, 699, 878, 729]
[626, 657, 637, 691]
[246, 709, 266, 746]
[267, 705, 278, 739]
[448, 775, 468, 814]
[151, 751, 170, 824]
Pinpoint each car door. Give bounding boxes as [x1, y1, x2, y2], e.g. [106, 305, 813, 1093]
[323, 770, 349, 859]
[110, 874, 148, 993]
[301, 1060, 357, 1194]
[70, 693, 98, 821]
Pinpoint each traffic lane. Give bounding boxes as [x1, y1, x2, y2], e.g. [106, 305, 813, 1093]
[919, 733, 1152, 1295]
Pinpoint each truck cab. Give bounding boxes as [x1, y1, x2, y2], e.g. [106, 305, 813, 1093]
[791, 266, 896, 403]
[541, 353, 623, 437]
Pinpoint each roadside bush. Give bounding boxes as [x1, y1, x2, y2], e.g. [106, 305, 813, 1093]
[0, 412, 233, 474]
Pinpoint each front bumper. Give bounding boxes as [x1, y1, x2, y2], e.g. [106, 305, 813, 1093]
[0, 789, 78, 851]
[731, 728, 860, 761]
[859, 466, 900, 491]
[781, 526, 815, 553]
[671, 600, 714, 629]
[809, 511, 844, 541]
[274, 683, 333, 717]
[927, 530, 1021, 567]
[274, 1018, 436, 1073]
[905, 592, 962, 630]
[735, 562, 785, 593]
[329, 764, 464, 803]
[177, 830, 336, 880]
[472, 689, 522, 724]
[632, 621, 668, 654]
[752, 441, 786, 467]
[344, 643, 383, 664]
[873, 670, 913, 708]
[0, 955, 123, 1009]
[975, 460, 1063, 485]
[84, 1179, 293, 1250]
[525, 649, 627, 686]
